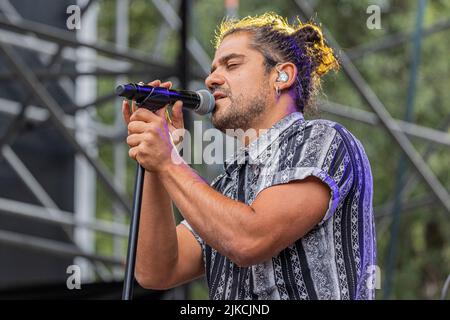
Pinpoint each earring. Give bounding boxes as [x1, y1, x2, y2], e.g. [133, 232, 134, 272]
[277, 71, 289, 82]
[275, 86, 281, 97]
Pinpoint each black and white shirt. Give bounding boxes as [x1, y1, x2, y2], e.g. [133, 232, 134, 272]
[182, 112, 376, 300]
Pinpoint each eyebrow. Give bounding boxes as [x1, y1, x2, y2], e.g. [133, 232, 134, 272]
[210, 53, 246, 74]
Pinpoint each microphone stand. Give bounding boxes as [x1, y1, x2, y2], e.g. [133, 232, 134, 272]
[122, 164, 145, 300]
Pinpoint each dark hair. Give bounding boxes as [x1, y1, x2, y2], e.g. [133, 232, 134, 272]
[214, 13, 339, 113]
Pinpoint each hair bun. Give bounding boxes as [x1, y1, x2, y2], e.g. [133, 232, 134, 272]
[295, 25, 322, 44]
[293, 23, 339, 77]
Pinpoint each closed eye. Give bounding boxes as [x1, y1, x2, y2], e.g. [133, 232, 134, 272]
[227, 63, 240, 70]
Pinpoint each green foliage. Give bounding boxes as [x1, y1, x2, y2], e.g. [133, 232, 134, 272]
[95, 0, 450, 299]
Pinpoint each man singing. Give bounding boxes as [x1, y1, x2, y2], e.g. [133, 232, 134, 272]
[122, 13, 376, 300]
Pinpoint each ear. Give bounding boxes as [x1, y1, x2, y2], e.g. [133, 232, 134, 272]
[273, 62, 298, 92]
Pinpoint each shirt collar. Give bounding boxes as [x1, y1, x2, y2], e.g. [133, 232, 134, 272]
[224, 112, 304, 174]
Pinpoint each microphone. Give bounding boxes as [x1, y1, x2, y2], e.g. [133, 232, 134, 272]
[116, 83, 215, 115]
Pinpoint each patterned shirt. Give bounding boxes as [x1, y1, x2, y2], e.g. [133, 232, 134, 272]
[182, 112, 376, 300]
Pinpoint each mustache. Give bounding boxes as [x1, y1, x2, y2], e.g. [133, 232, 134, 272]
[209, 86, 231, 96]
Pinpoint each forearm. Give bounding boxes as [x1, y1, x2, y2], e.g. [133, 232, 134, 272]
[135, 171, 178, 285]
[158, 161, 256, 262]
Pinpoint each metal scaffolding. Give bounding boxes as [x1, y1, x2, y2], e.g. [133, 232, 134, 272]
[0, 0, 211, 298]
[0, 0, 448, 299]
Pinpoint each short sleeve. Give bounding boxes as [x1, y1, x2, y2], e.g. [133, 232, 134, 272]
[255, 122, 354, 225]
[180, 219, 205, 247]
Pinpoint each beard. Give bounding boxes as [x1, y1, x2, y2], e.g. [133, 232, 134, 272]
[212, 84, 270, 133]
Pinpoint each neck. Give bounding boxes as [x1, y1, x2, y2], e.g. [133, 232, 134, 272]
[239, 95, 298, 146]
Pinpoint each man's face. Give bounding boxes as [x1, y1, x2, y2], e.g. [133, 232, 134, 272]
[205, 32, 272, 133]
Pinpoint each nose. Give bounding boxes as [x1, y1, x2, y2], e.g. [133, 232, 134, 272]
[205, 71, 225, 91]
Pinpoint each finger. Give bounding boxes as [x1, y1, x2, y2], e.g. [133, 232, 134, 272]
[126, 133, 149, 147]
[130, 107, 163, 123]
[122, 100, 131, 124]
[128, 120, 149, 134]
[160, 81, 173, 89]
[171, 100, 184, 128]
[131, 99, 137, 113]
[128, 146, 138, 161]
[147, 79, 161, 87]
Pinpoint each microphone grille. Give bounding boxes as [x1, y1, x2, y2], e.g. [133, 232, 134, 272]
[196, 89, 215, 115]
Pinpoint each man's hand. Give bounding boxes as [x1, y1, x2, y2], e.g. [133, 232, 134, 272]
[122, 79, 185, 172]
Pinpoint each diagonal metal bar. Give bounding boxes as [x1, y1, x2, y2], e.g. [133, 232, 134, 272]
[0, 44, 64, 149]
[151, 0, 211, 76]
[295, 0, 450, 215]
[152, 0, 179, 56]
[0, 104, 26, 150]
[378, 114, 450, 220]
[347, 17, 450, 60]
[0, 0, 21, 23]
[80, 0, 97, 17]
[319, 101, 450, 148]
[1, 146, 61, 212]
[0, 42, 132, 214]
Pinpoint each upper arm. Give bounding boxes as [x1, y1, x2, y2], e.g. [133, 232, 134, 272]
[163, 223, 205, 289]
[242, 176, 331, 265]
